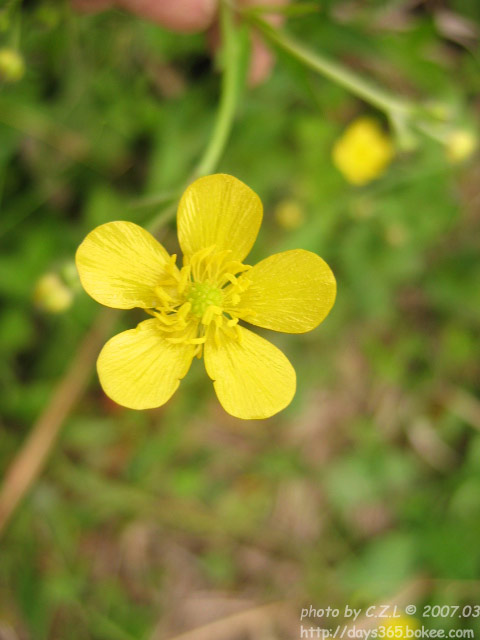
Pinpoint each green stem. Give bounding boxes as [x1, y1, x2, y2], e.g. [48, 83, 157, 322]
[146, 201, 176, 234]
[247, 13, 412, 116]
[193, 0, 242, 177]
[129, 190, 179, 211]
[145, 1, 242, 233]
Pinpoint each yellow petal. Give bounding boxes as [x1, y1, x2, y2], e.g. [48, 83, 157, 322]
[76, 221, 174, 309]
[97, 319, 196, 410]
[177, 174, 262, 262]
[204, 325, 296, 420]
[238, 249, 336, 333]
[332, 118, 394, 186]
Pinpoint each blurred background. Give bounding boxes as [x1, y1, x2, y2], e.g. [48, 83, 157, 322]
[1, 0, 480, 638]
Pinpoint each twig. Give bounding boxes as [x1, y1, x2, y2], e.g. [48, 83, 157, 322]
[0, 308, 117, 538]
[193, 0, 244, 177]
[245, 13, 411, 115]
[153, 601, 289, 640]
[139, 0, 244, 221]
[152, 577, 431, 640]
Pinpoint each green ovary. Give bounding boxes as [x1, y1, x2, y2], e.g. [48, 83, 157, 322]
[187, 282, 223, 318]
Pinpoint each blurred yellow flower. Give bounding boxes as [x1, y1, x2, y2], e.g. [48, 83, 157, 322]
[446, 129, 477, 163]
[76, 174, 336, 419]
[380, 615, 419, 639]
[34, 273, 74, 314]
[274, 199, 305, 230]
[333, 117, 394, 185]
[0, 48, 25, 83]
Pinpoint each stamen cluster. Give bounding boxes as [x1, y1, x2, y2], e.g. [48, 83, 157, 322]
[147, 246, 256, 356]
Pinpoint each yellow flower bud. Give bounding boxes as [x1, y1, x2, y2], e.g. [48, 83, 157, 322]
[33, 273, 74, 314]
[0, 48, 25, 83]
[446, 129, 477, 163]
[381, 615, 419, 640]
[333, 117, 394, 186]
[274, 199, 305, 230]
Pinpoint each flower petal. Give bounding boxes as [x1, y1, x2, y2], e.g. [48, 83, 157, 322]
[239, 249, 336, 333]
[97, 319, 196, 410]
[204, 325, 296, 420]
[76, 221, 174, 309]
[177, 174, 262, 262]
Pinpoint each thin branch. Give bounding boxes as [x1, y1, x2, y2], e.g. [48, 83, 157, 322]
[246, 13, 411, 116]
[142, 0, 244, 226]
[0, 308, 117, 538]
[193, 0, 244, 177]
[152, 601, 289, 640]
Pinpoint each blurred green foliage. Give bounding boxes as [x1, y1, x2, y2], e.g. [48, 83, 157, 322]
[1, 1, 480, 638]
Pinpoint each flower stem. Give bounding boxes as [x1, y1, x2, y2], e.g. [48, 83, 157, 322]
[146, 1, 243, 233]
[247, 13, 412, 117]
[193, 0, 243, 177]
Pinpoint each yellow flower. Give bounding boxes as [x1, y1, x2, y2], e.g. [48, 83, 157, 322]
[0, 48, 25, 83]
[34, 272, 74, 314]
[446, 129, 477, 163]
[274, 199, 305, 230]
[333, 117, 394, 186]
[380, 616, 419, 639]
[76, 174, 336, 420]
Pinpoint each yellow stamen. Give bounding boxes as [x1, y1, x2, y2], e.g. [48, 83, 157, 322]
[150, 246, 252, 346]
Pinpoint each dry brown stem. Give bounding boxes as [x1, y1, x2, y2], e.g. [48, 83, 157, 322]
[0, 308, 117, 538]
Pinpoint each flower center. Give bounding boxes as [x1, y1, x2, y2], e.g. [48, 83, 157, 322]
[147, 247, 257, 354]
[187, 281, 223, 318]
